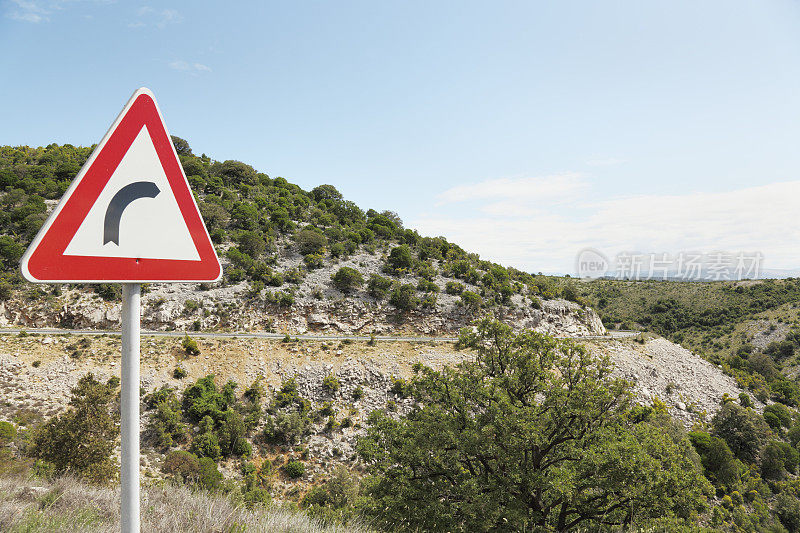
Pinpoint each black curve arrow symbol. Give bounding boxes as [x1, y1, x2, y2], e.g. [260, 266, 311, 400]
[103, 181, 161, 245]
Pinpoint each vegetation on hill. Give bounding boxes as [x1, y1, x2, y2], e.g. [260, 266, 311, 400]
[2, 322, 800, 530]
[561, 278, 800, 411]
[0, 141, 585, 315]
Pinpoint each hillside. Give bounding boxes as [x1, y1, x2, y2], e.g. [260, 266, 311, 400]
[3, 141, 800, 531]
[0, 141, 602, 338]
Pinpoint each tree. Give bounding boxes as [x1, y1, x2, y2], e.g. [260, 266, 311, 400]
[332, 267, 363, 293]
[387, 245, 414, 272]
[311, 184, 343, 202]
[295, 228, 327, 255]
[389, 283, 419, 311]
[30, 373, 119, 483]
[712, 402, 771, 463]
[170, 135, 192, 156]
[358, 319, 710, 531]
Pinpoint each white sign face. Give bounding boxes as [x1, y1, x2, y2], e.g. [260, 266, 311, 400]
[63, 126, 200, 261]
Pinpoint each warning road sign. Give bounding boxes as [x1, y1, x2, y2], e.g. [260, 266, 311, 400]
[20, 88, 221, 283]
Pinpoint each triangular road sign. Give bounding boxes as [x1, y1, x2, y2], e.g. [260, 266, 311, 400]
[21, 88, 222, 283]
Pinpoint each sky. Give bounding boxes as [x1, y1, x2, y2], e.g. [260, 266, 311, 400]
[2, 0, 800, 276]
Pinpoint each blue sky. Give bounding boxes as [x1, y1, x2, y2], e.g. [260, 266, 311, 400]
[2, 0, 800, 275]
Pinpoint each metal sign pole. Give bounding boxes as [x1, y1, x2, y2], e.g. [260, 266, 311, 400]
[121, 283, 141, 533]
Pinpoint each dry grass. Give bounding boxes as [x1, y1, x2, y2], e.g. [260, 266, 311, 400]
[0, 475, 373, 532]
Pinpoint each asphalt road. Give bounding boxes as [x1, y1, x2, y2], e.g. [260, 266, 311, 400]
[0, 327, 640, 343]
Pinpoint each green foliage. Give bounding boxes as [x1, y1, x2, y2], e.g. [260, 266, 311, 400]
[460, 290, 482, 312]
[389, 283, 419, 311]
[284, 459, 306, 479]
[322, 374, 341, 393]
[358, 318, 710, 531]
[162, 450, 201, 482]
[145, 386, 188, 450]
[0, 420, 16, 445]
[197, 457, 223, 491]
[301, 466, 360, 523]
[352, 386, 364, 401]
[295, 228, 327, 255]
[182, 375, 226, 422]
[30, 373, 119, 484]
[173, 366, 188, 379]
[739, 392, 754, 408]
[182, 335, 200, 355]
[385, 245, 414, 273]
[331, 267, 363, 293]
[217, 408, 251, 457]
[689, 430, 740, 487]
[262, 411, 311, 446]
[445, 281, 464, 295]
[367, 274, 393, 299]
[190, 418, 222, 460]
[712, 403, 771, 463]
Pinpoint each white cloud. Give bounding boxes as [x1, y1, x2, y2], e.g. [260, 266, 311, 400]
[412, 180, 800, 274]
[169, 60, 212, 75]
[6, 0, 50, 22]
[129, 6, 181, 29]
[437, 172, 588, 205]
[5, 0, 114, 23]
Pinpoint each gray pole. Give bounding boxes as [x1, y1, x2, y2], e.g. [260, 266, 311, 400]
[121, 283, 140, 533]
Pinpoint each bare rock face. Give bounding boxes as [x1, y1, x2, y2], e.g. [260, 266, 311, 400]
[0, 287, 607, 340]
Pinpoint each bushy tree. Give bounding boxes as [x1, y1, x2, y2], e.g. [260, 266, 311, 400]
[386, 245, 414, 272]
[295, 228, 327, 255]
[367, 274, 393, 299]
[389, 283, 419, 311]
[358, 319, 710, 531]
[30, 373, 119, 483]
[712, 402, 771, 463]
[182, 375, 226, 422]
[162, 450, 200, 482]
[332, 267, 363, 293]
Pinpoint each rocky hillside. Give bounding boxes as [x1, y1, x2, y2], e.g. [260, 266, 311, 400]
[0, 142, 602, 340]
[0, 331, 755, 494]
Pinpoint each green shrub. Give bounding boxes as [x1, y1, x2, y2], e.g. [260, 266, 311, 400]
[182, 335, 200, 356]
[263, 411, 312, 445]
[30, 373, 118, 484]
[182, 375, 226, 422]
[391, 377, 412, 398]
[445, 281, 464, 295]
[460, 290, 482, 312]
[295, 228, 327, 255]
[162, 450, 201, 482]
[173, 366, 188, 379]
[301, 466, 360, 522]
[738, 392, 753, 408]
[352, 386, 364, 401]
[284, 459, 306, 479]
[191, 424, 222, 461]
[331, 267, 364, 293]
[386, 245, 414, 273]
[389, 283, 419, 311]
[764, 403, 793, 429]
[776, 492, 800, 532]
[147, 387, 188, 449]
[215, 408, 251, 457]
[322, 374, 341, 393]
[0, 421, 16, 445]
[367, 274, 393, 299]
[711, 403, 770, 463]
[198, 457, 223, 491]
